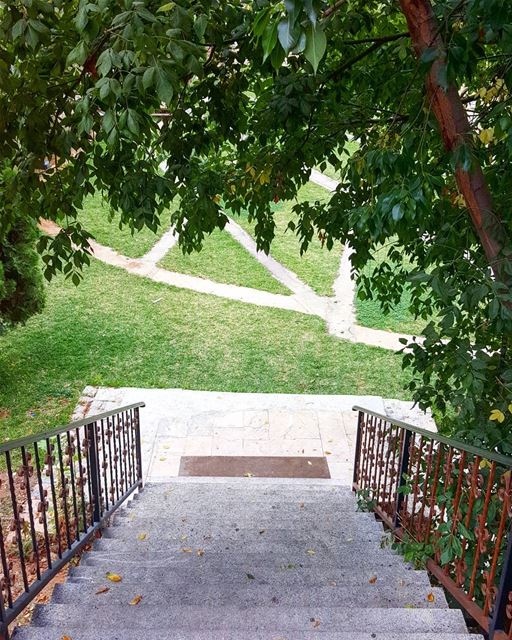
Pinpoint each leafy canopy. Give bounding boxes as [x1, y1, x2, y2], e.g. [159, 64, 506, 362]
[1, 0, 512, 447]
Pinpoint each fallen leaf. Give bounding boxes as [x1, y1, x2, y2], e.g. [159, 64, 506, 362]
[246, 573, 255, 580]
[105, 572, 122, 583]
[328, 580, 337, 586]
[95, 586, 110, 595]
[159, 456, 167, 461]
[299, 502, 304, 509]
[325, 451, 332, 455]
[307, 461, 312, 466]
[180, 534, 188, 541]
[137, 532, 147, 541]
[311, 618, 321, 628]
[181, 547, 193, 553]
[197, 549, 205, 556]
[244, 472, 253, 478]
[259, 529, 266, 535]
[369, 575, 377, 584]
[427, 592, 435, 602]
[306, 549, 316, 556]
[61, 636, 72, 640]
[129, 595, 143, 606]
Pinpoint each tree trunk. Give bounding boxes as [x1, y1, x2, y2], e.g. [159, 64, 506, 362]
[398, 0, 510, 287]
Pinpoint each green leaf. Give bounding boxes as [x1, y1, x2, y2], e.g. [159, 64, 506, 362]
[262, 22, 278, 63]
[277, 18, 300, 53]
[391, 203, 403, 221]
[127, 109, 140, 136]
[142, 67, 156, 90]
[194, 15, 208, 41]
[66, 41, 88, 67]
[157, 2, 175, 12]
[156, 68, 174, 104]
[304, 25, 326, 74]
[12, 19, 27, 40]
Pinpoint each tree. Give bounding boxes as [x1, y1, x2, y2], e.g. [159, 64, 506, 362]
[1, 0, 512, 447]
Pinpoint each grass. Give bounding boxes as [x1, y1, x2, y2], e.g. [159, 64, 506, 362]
[355, 245, 427, 336]
[235, 182, 342, 296]
[0, 259, 411, 441]
[79, 193, 176, 258]
[159, 228, 290, 295]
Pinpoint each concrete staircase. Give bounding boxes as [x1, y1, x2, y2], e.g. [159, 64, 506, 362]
[15, 479, 481, 639]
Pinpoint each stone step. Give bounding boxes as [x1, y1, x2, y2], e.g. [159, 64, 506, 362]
[85, 539, 409, 569]
[77, 557, 425, 583]
[120, 498, 364, 517]
[30, 604, 469, 633]
[51, 580, 444, 608]
[13, 629, 483, 640]
[67, 564, 431, 589]
[93, 535, 397, 558]
[103, 520, 384, 545]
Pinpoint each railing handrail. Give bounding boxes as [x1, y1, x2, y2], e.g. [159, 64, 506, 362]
[352, 405, 512, 468]
[0, 402, 146, 455]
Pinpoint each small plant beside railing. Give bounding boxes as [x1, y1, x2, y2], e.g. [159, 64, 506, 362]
[0, 402, 144, 640]
[352, 406, 512, 640]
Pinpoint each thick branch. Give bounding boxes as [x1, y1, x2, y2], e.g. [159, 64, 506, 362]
[399, 0, 511, 287]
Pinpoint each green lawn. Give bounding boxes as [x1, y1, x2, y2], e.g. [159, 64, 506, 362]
[355, 245, 427, 335]
[79, 193, 175, 258]
[235, 182, 342, 296]
[159, 228, 290, 295]
[0, 259, 411, 441]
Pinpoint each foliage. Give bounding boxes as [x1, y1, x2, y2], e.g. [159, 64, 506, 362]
[1, 0, 512, 445]
[0, 212, 45, 332]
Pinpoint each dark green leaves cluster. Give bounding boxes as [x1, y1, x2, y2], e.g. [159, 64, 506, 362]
[1, 0, 512, 448]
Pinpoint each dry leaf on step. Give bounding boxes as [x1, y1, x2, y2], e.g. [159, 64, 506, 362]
[426, 592, 435, 602]
[181, 547, 193, 553]
[137, 532, 147, 541]
[129, 595, 143, 606]
[105, 572, 122, 583]
[368, 575, 377, 584]
[306, 549, 316, 556]
[197, 549, 205, 556]
[95, 586, 110, 594]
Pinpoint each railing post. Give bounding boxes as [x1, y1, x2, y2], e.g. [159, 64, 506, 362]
[87, 421, 101, 523]
[134, 407, 143, 490]
[393, 429, 412, 529]
[489, 519, 512, 639]
[352, 410, 364, 490]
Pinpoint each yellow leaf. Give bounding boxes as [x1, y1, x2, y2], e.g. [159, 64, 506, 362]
[508, 403, 512, 414]
[95, 586, 110, 594]
[489, 409, 505, 423]
[306, 549, 316, 556]
[137, 532, 147, 541]
[479, 127, 495, 145]
[106, 572, 122, 583]
[181, 547, 193, 553]
[180, 534, 188, 541]
[61, 637, 73, 640]
[325, 451, 332, 455]
[426, 592, 435, 603]
[479, 458, 492, 469]
[129, 595, 143, 606]
[244, 472, 253, 478]
[212, 194, 221, 204]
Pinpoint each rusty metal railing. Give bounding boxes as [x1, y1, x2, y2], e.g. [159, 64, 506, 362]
[353, 406, 512, 640]
[0, 402, 144, 639]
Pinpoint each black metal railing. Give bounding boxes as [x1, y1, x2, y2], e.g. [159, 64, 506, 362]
[353, 406, 512, 640]
[0, 402, 144, 639]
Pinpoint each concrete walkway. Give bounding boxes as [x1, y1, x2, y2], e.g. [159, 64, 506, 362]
[73, 387, 435, 485]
